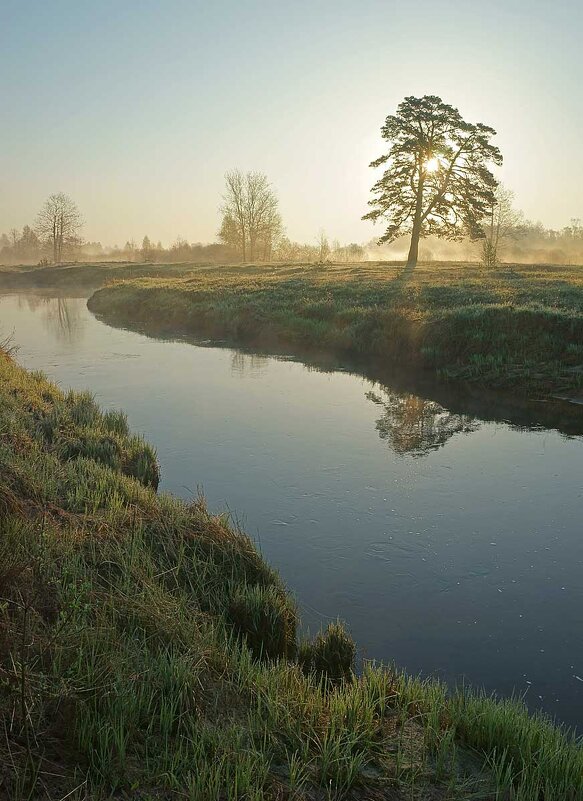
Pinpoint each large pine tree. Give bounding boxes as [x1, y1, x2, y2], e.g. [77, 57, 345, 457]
[364, 96, 502, 269]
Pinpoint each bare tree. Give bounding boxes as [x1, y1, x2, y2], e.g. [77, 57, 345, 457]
[220, 170, 248, 261]
[35, 193, 83, 263]
[218, 211, 243, 258]
[245, 172, 280, 261]
[481, 185, 523, 268]
[258, 203, 283, 260]
[317, 230, 330, 263]
[219, 170, 282, 262]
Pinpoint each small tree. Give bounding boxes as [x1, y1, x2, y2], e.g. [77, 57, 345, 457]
[15, 225, 40, 262]
[317, 230, 330, 263]
[141, 235, 152, 262]
[219, 170, 281, 262]
[220, 170, 247, 261]
[565, 218, 583, 239]
[481, 185, 524, 268]
[124, 239, 137, 261]
[331, 241, 365, 263]
[35, 193, 83, 264]
[364, 95, 502, 270]
[257, 204, 283, 261]
[245, 171, 278, 261]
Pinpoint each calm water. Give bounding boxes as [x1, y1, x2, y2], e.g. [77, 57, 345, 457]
[2, 292, 583, 728]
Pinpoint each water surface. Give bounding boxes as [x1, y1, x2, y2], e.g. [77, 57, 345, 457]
[2, 292, 583, 728]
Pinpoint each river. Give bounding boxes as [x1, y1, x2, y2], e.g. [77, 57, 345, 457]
[2, 291, 583, 728]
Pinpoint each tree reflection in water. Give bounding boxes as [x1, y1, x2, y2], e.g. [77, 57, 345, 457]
[47, 298, 83, 344]
[19, 296, 84, 344]
[366, 389, 479, 456]
[230, 351, 270, 378]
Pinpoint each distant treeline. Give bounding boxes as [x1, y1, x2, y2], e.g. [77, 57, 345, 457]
[0, 230, 239, 266]
[0, 229, 365, 266]
[367, 219, 583, 265]
[2, 214, 582, 267]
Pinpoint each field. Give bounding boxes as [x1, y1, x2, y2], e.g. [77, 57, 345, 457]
[0, 261, 201, 292]
[2, 346, 583, 799]
[87, 260, 583, 399]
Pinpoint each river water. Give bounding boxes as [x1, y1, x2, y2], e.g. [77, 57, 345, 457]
[2, 292, 583, 728]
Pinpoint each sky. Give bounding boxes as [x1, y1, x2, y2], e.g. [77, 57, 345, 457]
[1, 0, 582, 247]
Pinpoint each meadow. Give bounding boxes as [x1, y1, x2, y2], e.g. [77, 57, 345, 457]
[87, 260, 583, 399]
[0, 261, 199, 292]
[2, 344, 583, 799]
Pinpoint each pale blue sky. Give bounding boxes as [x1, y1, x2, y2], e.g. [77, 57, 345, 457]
[1, 0, 581, 245]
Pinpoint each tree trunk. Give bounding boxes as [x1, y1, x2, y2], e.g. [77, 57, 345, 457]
[406, 226, 420, 269]
[406, 165, 425, 270]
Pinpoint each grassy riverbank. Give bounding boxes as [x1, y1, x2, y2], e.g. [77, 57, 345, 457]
[88, 261, 583, 398]
[0, 261, 200, 293]
[2, 348, 583, 799]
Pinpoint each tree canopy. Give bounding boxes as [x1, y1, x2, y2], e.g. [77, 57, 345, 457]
[364, 95, 503, 268]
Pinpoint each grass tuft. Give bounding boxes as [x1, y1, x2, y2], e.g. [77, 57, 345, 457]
[298, 621, 356, 686]
[228, 582, 297, 660]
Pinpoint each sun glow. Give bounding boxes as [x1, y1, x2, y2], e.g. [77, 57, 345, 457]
[425, 157, 440, 173]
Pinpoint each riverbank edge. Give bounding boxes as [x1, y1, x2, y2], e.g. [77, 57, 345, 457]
[2, 347, 583, 798]
[87, 268, 583, 401]
[0, 261, 202, 292]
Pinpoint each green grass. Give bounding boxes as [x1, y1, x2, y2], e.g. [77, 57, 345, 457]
[87, 260, 583, 397]
[1, 348, 583, 799]
[0, 260, 201, 292]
